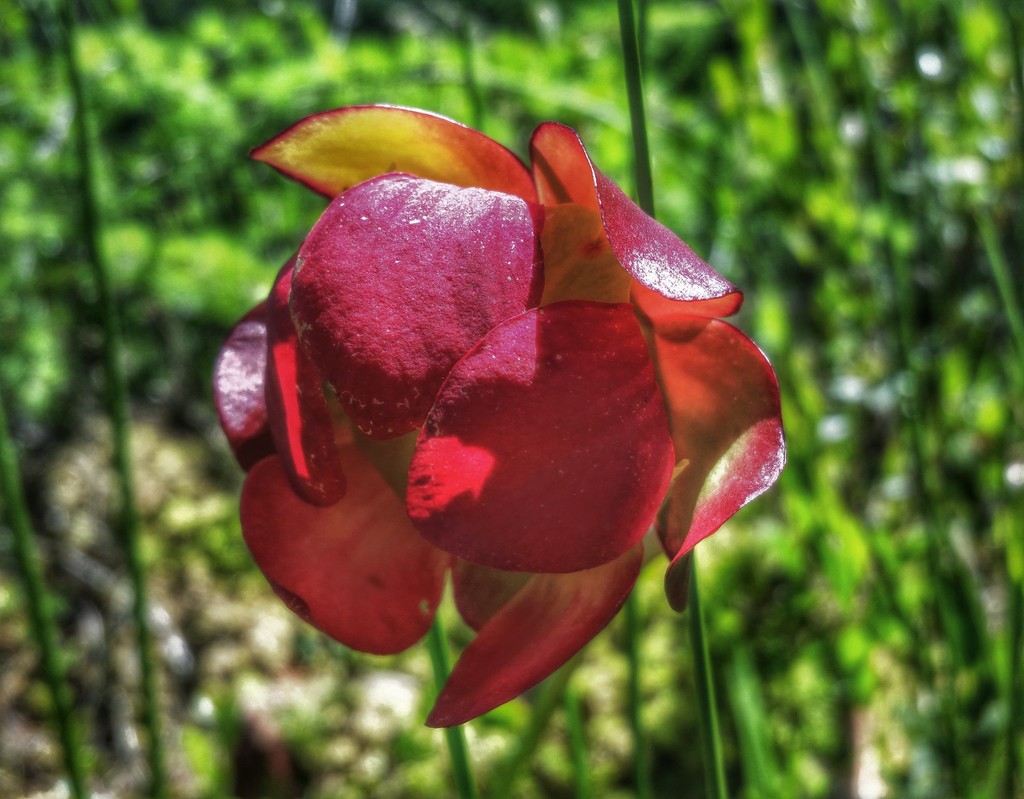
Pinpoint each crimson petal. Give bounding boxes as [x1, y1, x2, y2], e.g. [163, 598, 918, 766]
[427, 544, 643, 727]
[213, 303, 275, 470]
[240, 453, 450, 655]
[265, 260, 346, 505]
[406, 302, 674, 574]
[530, 122, 741, 309]
[292, 174, 543, 439]
[451, 560, 530, 632]
[649, 317, 785, 609]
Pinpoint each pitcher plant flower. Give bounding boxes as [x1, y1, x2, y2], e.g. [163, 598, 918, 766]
[213, 105, 785, 727]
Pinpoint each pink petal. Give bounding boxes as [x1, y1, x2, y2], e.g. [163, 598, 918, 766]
[251, 104, 537, 202]
[529, 122, 741, 309]
[427, 543, 643, 727]
[265, 260, 346, 505]
[649, 317, 785, 610]
[212, 303, 275, 470]
[240, 453, 450, 655]
[291, 174, 544, 439]
[406, 302, 674, 574]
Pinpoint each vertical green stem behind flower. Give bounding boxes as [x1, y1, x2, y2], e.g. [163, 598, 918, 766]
[0, 389, 89, 799]
[615, 1, 729, 796]
[58, 3, 167, 796]
[426, 618, 480, 799]
[979, 212, 1024, 799]
[689, 556, 728, 799]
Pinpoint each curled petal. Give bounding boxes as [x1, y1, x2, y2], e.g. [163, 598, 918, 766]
[650, 318, 785, 610]
[292, 174, 543, 439]
[427, 544, 643, 727]
[530, 122, 740, 309]
[407, 302, 674, 574]
[252, 104, 537, 202]
[213, 304, 275, 470]
[529, 122, 601, 208]
[240, 453, 449, 655]
[265, 260, 346, 505]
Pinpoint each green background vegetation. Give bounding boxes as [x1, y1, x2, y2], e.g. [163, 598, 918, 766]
[1, 0, 1022, 797]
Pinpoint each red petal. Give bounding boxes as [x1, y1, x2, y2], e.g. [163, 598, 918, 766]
[529, 122, 600, 208]
[650, 317, 785, 610]
[291, 174, 543, 439]
[451, 560, 530, 632]
[406, 302, 674, 574]
[595, 172, 740, 305]
[265, 260, 346, 505]
[427, 544, 643, 727]
[529, 122, 740, 309]
[213, 303, 275, 470]
[252, 104, 537, 202]
[240, 453, 450, 655]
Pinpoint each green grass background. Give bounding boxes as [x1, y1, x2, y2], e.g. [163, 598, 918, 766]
[1, 0, 1022, 797]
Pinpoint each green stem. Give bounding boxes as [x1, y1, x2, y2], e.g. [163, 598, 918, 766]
[426, 618, 479, 799]
[616, 0, 655, 215]
[0, 389, 89, 799]
[491, 656, 582, 798]
[624, 593, 653, 799]
[564, 683, 592, 799]
[978, 211, 1024, 799]
[457, 0, 484, 132]
[58, 4, 167, 797]
[617, 5, 654, 790]
[688, 554, 728, 799]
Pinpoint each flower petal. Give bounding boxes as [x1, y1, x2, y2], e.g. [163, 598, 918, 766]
[649, 317, 785, 610]
[240, 452, 450, 655]
[213, 303, 275, 470]
[252, 104, 537, 202]
[265, 260, 346, 505]
[451, 560, 530, 632]
[406, 302, 674, 573]
[530, 122, 740, 309]
[427, 544, 643, 727]
[292, 174, 544, 439]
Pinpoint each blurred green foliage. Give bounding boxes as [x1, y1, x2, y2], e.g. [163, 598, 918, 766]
[1, 0, 1022, 797]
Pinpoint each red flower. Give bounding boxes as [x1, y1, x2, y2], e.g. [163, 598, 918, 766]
[213, 105, 785, 727]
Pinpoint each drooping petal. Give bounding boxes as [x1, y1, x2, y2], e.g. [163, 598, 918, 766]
[240, 452, 450, 655]
[291, 174, 544, 439]
[406, 302, 674, 574]
[264, 260, 346, 505]
[213, 304, 275, 470]
[451, 560, 530, 632]
[252, 104, 537, 202]
[649, 317, 785, 610]
[530, 122, 741, 310]
[427, 544, 643, 727]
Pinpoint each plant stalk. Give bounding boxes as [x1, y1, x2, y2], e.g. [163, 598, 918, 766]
[0, 389, 89, 799]
[426, 618, 479, 799]
[58, 3, 167, 796]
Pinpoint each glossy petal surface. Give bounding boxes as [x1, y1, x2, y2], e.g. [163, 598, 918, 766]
[530, 122, 741, 308]
[213, 304, 274, 470]
[407, 302, 674, 573]
[265, 261, 346, 505]
[252, 104, 537, 202]
[427, 544, 643, 727]
[292, 174, 543, 439]
[240, 453, 449, 655]
[650, 318, 785, 609]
